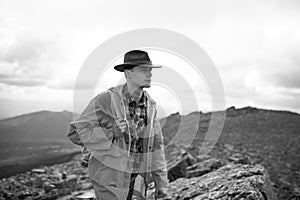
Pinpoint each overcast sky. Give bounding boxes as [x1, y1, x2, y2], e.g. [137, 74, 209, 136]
[0, 0, 300, 119]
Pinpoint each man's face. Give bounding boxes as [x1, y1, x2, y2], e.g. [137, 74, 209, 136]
[127, 66, 152, 88]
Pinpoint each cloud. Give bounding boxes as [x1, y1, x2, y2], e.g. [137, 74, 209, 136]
[266, 53, 300, 89]
[242, 40, 300, 90]
[0, 74, 9, 79]
[269, 71, 300, 89]
[0, 0, 300, 118]
[0, 77, 46, 87]
[48, 79, 95, 90]
[0, 26, 71, 88]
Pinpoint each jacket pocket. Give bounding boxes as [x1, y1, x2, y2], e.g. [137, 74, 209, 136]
[90, 156, 123, 187]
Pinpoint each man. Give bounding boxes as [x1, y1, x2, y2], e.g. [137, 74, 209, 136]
[68, 50, 169, 199]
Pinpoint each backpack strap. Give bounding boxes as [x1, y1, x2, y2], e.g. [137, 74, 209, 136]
[108, 89, 132, 156]
[108, 89, 124, 119]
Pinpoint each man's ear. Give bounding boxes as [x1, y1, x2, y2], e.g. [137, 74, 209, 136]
[125, 69, 133, 79]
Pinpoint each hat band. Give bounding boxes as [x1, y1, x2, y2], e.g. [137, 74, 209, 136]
[123, 60, 152, 65]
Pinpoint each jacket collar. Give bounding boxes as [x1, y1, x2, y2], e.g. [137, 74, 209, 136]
[111, 84, 156, 107]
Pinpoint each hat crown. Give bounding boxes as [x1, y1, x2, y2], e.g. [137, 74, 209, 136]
[124, 50, 152, 64]
[114, 50, 161, 72]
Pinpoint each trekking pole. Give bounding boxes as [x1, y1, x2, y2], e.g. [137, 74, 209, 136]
[144, 174, 148, 200]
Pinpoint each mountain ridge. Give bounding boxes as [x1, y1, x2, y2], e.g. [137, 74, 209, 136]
[1, 105, 299, 122]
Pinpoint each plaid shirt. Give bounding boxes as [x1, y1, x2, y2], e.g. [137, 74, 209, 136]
[122, 84, 147, 173]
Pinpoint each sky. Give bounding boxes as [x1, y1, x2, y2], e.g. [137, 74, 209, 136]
[0, 0, 300, 119]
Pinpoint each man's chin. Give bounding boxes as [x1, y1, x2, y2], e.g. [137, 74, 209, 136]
[140, 83, 151, 88]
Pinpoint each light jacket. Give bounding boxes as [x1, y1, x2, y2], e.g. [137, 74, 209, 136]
[68, 84, 168, 199]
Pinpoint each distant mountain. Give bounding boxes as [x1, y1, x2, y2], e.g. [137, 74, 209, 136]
[0, 110, 74, 141]
[0, 106, 299, 143]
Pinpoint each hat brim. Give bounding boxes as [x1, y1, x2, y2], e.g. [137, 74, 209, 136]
[114, 63, 162, 72]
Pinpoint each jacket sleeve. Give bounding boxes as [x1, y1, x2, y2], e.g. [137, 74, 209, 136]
[67, 122, 83, 146]
[151, 109, 169, 190]
[72, 91, 116, 151]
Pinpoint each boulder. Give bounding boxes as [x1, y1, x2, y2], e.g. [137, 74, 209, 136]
[167, 152, 223, 182]
[166, 164, 277, 200]
[167, 152, 197, 182]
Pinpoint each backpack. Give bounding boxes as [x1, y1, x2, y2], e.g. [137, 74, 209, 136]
[66, 89, 122, 146]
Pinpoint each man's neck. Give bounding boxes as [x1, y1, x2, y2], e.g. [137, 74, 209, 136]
[126, 82, 143, 102]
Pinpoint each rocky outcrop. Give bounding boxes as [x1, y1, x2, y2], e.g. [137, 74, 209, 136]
[166, 164, 277, 200]
[160, 149, 277, 200]
[167, 151, 223, 182]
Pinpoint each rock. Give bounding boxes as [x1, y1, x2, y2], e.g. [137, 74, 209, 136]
[17, 191, 32, 199]
[31, 168, 46, 174]
[75, 189, 96, 199]
[80, 182, 93, 190]
[187, 158, 223, 178]
[32, 177, 43, 188]
[224, 143, 234, 151]
[54, 174, 78, 190]
[62, 172, 67, 179]
[228, 154, 251, 165]
[80, 175, 89, 181]
[167, 152, 223, 182]
[2, 192, 13, 199]
[195, 154, 210, 162]
[66, 175, 78, 185]
[44, 182, 56, 193]
[167, 152, 197, 182]
[166, 164, 278, 200]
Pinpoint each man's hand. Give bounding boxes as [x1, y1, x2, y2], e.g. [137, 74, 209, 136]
[112, 118, 127, 137]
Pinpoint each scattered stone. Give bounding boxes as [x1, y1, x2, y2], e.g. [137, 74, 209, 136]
[43, 182, 56, 193]
[32, 177, 43, 188]
[228, 154, 251, 165]
[294, 186, 300, 196]
[0, 155, 88, 200]
[54, 174, 78, 190]
[80, 182, 93, 190]
[224, 143, 234, 151]
[76, 189, 96, 199]
[62, 172, 67, 179]
[195, 154, 210, 162]
[31, 168, 46, 174]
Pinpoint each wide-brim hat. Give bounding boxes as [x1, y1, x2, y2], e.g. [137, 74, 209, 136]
[114, 50, 162, 72]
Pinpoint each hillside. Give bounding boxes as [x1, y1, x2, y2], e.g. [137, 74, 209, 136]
[161, 106, 300, 199]
[0, 110, 78, 178]
[0, 110, 74, 141]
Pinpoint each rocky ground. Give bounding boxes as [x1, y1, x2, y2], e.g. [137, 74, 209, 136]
[0, 143, 288, 200]
[0, 107, 299, 199]
[0, 154, 92, 200]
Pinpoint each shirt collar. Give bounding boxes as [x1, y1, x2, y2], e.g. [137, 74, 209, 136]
[122, 83, 146, 104]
